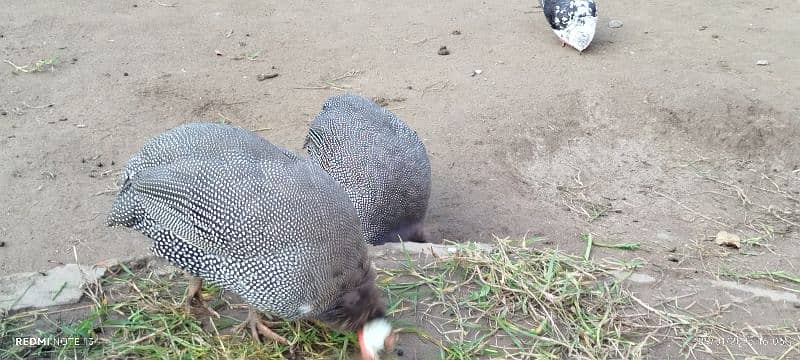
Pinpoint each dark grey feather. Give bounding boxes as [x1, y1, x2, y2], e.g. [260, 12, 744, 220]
[108, 122, 376, 322]
[304, 94, 431, 245]
[542, 0, 597, 30]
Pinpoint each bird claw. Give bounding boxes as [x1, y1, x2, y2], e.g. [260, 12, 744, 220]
[236, 308, 289, 344]
[184, 298, 221, 318]
[255, 321, 288, 344]
[183, 277, 221, 318]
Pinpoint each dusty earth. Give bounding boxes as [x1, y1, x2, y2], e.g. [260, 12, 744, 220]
[1, 0, 799, 358]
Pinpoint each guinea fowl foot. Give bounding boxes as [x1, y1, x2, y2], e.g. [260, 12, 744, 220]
[235, 306, 289, 344]
[183, 276, 220, 318]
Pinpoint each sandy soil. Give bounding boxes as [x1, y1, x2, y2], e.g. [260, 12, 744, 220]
[1, 0, 798, 353]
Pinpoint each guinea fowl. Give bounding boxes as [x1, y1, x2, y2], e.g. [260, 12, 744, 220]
[107, 123, 393, 360]
[540, 0, 598, 53]
[304, 94, 431, 245]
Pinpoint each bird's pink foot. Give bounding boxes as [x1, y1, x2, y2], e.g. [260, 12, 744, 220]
[183, 276, 220, 318]
[235, 306, 289, 344]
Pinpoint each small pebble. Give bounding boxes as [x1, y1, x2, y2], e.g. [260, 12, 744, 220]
[257, 73, 279, 81]
[756, 59, 769, 66]
[608, 20, 623, 28]
[437, 46, 450, 55]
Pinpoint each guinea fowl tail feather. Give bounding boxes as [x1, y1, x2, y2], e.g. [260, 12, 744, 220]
[106, 177, 140, 228]
[303, 127, 324, 157]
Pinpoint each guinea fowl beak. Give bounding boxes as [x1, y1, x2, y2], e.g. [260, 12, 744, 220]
[357, 318, 393, 360]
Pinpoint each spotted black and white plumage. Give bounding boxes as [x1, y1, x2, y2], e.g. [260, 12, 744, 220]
[541, 0, 598, 52]
[304, 94, 431, 245]
[107, 123, 380, 326]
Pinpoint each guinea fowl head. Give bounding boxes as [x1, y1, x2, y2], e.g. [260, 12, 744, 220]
[318, 264, 395, 360]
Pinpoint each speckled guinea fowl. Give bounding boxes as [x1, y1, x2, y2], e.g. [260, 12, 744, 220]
[107, 123, 393, 360]
[304, 94, 431, 245]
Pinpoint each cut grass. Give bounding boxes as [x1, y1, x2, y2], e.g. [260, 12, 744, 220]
[718, 268, 800, 287]
[581, 232, 641, 261]
[0, 269, 353, 359]
[382, 238, 799, 359]
[294, 69, 362, 91]
[230, 49, 263, 61]
[748, 271, 800, 285]
[1, 237, 799, 359]
[383, 239, 642, 359]
[4, 56, 60, 74]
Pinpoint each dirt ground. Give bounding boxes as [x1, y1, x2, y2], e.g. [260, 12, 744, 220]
[1, 0, 799, 356]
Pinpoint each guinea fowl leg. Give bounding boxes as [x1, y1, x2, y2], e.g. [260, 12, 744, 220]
[183, 276, 220, 318]
[234, 306, 289, 344]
